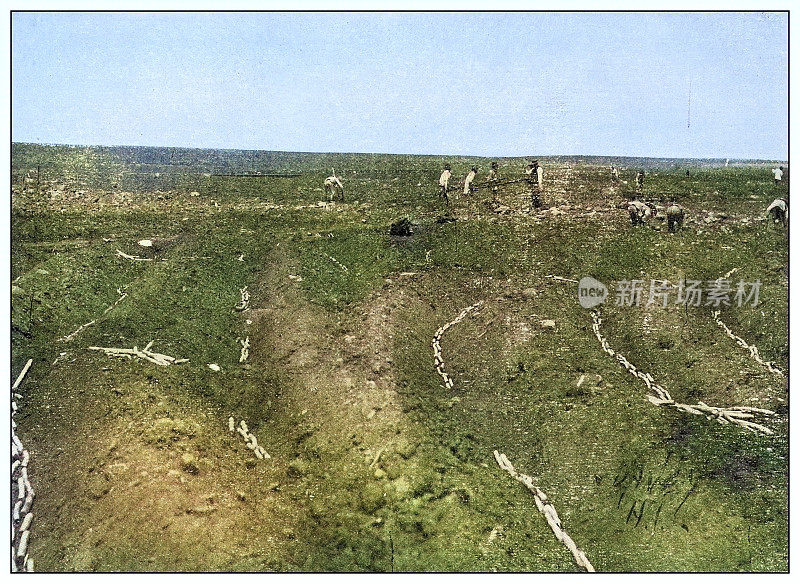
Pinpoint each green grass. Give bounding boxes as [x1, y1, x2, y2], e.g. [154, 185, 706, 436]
[11, 144, 787, 572]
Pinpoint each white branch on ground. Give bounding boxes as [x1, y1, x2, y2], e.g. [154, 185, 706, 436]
[12, 359, 33, 391]
[234, 286, 250, 312]
[494, 451, 595, 572]
[591, 310, 775, 435]
[229, 417, 270, 460]
[59, 290, 128, 342]
[238, 336, 250, 363]
[546, 275, 579, 283]
[325, 253, 348, 272]
[11, 359, 35, 572]
[88, 341, 189, 367]
[711, 310, 784, 377]
[115, 249, 152, 261]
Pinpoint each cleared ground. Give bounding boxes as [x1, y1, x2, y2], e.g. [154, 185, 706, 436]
[10, 144, 788, 571]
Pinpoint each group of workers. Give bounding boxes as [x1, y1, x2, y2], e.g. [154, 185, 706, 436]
[626, 165, 789, 230]
[438, 160, 543, 208]
[324, 161, 787, 229]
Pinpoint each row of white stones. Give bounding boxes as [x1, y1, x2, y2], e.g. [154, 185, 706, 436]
[228, 418, 270, 460]
[12, 359, 35, 572]
[431, 301, 484, 390]
[711, 310, 784, 377]
[494, 451, 594, 572]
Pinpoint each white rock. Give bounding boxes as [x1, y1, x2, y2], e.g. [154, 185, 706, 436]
[137, 239, 153, 247]
[207, 363, 221, 372]
[17, 531, 29, 557]
[20, 512, 33, 532]
[21, 493, 34, 514]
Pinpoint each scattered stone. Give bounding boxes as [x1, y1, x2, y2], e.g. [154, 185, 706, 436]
[287, 458, 309, 477]
[181, 453, 199, 474]
[395, 438, 419, 459]
[540, 319, 556, 330]
[88, 474, 111, 499]
[360, 482, 386, 513]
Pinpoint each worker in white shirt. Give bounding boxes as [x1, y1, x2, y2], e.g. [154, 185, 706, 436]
[323, 172, 344, 201]
[464, 166, 477, 196]
[439, 164, 452, 204]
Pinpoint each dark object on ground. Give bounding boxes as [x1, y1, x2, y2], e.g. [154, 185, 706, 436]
[12, 324, 32, 338]
[390, 217, 415, 236]
[435, 215, 457, 225]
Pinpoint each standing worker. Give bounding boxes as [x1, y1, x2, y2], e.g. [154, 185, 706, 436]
[772, 166, 784, 185]
[464, 166, 477, 196]
[487, 161, 500, 199]
[610, 164, 619, 183]
[635, 170, 645, 196]
[536, 160, 544, 191]
[439, 164, 452, 205]
[525, 160, 542, 209]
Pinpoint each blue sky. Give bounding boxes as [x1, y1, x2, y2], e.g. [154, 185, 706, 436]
[11, 11, 788, 159]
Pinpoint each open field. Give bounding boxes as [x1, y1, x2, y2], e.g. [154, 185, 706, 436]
[10, 143, 788, 572]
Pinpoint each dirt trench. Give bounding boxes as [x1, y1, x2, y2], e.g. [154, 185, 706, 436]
[21, 241, 574, 572]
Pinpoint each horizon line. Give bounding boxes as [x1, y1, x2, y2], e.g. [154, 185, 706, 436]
[10, 141, 787, 164]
